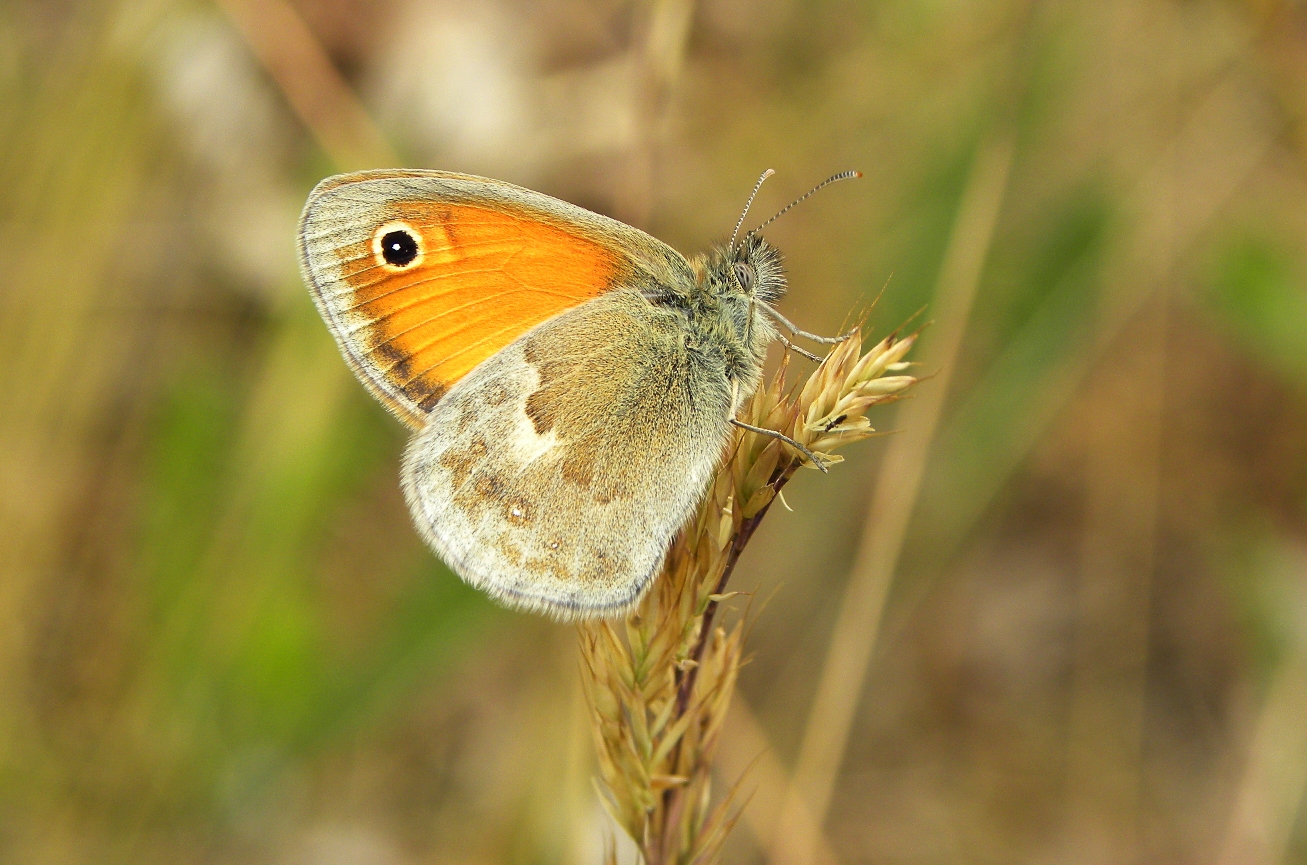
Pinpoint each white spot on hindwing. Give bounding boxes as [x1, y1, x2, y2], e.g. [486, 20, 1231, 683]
[509, 406, 559, 463]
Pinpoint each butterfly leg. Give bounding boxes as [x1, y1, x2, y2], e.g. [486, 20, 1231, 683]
[760, 304, 856, 345]
[730, 418, 829, 473]
[777, 334, 823, 362]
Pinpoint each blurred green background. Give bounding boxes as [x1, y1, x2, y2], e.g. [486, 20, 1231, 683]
[3, 0, 1307, 862]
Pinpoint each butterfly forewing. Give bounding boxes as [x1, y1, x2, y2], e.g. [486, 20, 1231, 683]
[298, 170, 689, 428]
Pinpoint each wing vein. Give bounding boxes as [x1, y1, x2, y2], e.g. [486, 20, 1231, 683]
[360, 286, 551, 359]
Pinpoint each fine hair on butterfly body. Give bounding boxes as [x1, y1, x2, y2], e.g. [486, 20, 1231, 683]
[297, 169, 856, 619]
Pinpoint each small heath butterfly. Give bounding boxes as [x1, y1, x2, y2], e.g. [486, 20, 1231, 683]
[297, 168, 858, 619]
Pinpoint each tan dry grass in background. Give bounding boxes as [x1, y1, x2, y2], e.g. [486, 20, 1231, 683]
[4, 0, 1307, 863]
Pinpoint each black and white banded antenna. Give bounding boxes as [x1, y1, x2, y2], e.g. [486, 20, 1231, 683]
[730, 168, 776, 253]
[747, 169, 862, 237]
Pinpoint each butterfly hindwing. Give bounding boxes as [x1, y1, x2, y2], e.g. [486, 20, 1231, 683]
[400, 288, 732, 618]
[298, 170, 692, 428]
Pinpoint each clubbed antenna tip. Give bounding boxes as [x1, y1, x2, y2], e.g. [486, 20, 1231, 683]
[748, 169, 863, 236]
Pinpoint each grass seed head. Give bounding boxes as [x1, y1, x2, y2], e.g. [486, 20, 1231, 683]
[578, 326, 919, 864]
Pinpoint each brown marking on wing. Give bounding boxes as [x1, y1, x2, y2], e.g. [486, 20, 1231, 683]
[372, 338, 448, 411]
[453, 402, 480, 437]
[518, 315, 656, 505]
[492, 534, 523, 567]
[523, 388, 557, 436]
[471, 473, 505, 505]
[579, 547, 630, 588]
[523, 549, 577, 585]
[437, 436, 488, 490]
[521, 338, 564, 436]
[502, 494, 535, 526]
[561, 457, 594, 489]
[414, 386, 447, 413]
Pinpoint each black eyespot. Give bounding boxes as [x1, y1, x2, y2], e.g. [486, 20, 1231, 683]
[380, 229, 419, 267]
[734, 261, 756, 291]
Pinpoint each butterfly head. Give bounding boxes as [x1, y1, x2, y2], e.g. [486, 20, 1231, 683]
[698, 168, 861, 346]
[729, 231, 787, 306]
[695, 230, 787, 305]
[679, 231, 786, 404]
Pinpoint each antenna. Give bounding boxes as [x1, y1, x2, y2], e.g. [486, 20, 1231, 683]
[730, 168, 775, 253]
[747, 170, 862, 236]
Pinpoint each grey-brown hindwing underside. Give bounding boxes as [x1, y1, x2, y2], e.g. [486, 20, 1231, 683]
[400, 288, 733, 617]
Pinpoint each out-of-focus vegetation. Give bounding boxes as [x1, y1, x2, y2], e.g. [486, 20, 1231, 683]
[2, 0, 1307, 863]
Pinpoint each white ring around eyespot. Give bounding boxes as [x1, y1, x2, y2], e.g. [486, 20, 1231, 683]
[371, 220, 425, 271]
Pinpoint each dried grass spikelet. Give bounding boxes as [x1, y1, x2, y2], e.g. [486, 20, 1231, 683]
[578, 327, 918, 865]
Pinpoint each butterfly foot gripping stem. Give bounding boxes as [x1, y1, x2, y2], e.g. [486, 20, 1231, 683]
[776, 334, 823, 362]
[730, 419, 829, 473]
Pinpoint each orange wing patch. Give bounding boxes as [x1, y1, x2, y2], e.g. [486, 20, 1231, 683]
[328, 203, 621, 423]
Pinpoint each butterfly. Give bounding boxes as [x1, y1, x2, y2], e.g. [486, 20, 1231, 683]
[297, 168, 857, 619]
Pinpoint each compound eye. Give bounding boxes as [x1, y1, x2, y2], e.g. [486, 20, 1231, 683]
[372, 221, 424, 270]
[734, 261, 756, 291]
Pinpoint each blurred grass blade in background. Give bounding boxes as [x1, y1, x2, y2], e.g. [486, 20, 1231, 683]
[4, 0, 1307, 863]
